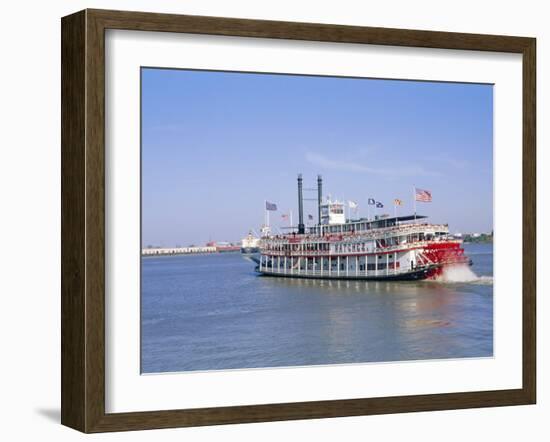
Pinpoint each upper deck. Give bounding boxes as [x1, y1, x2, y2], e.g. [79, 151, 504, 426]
[264, 215, 450, 244]
[260, 215, 455, 260]
[309, 214, 430, 235]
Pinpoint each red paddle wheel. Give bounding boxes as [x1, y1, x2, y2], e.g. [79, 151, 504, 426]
[417, 242, 470, 279]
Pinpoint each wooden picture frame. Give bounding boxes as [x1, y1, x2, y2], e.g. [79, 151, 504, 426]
[61, 8, 536, 433]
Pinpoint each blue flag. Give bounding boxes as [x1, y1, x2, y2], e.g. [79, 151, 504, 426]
[265, 201, 277, 211]
[376, 202, 384, 208]
[368, 198, 376, 205]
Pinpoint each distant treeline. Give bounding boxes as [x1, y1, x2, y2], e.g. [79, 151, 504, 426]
[462, 232, 493, 243]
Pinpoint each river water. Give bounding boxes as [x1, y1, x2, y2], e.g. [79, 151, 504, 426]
[141, 243, 493, 373]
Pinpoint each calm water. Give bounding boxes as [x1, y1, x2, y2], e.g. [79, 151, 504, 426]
[141, 243, 493, 373]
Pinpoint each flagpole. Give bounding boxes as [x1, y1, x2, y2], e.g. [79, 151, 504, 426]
[414, 186, 417, 215]
[344, 195, 347, 222]
[367, 201, 370, 221]
[290, 209, 293, 230]
[413, 185, 417, 223]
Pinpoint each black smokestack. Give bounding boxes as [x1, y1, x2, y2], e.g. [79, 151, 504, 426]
[317, 175, 322, 226]
[297, 174, 305, 234]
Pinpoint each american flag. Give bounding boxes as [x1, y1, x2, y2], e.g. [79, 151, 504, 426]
[415, 188, 432, 202]
[394, 199, 403, 206]
[281, 213, 288, 220]
[308, 214, 314, 220]
[265, 201, 277, 211]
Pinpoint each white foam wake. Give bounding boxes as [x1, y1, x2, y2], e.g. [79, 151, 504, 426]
[436, 265, 493, 285]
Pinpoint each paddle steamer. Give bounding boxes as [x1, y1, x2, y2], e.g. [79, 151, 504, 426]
[256, 175, 470, 281]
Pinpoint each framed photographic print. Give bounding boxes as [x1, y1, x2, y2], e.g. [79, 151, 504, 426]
[61, 9, 536, 433]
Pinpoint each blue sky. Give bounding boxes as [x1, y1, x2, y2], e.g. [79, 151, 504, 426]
[142, 68, 493, 247]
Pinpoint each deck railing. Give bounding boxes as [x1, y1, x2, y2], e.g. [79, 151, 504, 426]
[261, 239, 462, 258]
[263, 223, 450, 244]
[258, 266, 420, 278]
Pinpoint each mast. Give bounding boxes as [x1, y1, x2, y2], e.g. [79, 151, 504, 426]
[297, 174, 305, 234]
[317, 175, 323, 226]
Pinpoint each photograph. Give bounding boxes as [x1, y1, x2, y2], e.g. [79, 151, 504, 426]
[140, 67, 494, 374]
